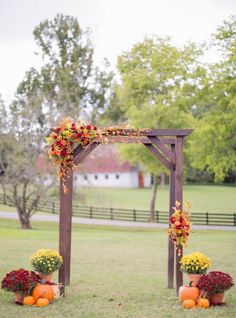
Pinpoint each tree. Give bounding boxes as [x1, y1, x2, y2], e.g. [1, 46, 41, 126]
[33, 14, 113, 122]
[105, 37, 202, 220]
[0, 86, 54, 229]
[189, 16, 236, 182]
[0, 14, 113, 229]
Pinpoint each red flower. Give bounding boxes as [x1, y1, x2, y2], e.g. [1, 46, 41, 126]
[197, 271, 234, 295]
[56, 140, 62, 147]
[86, 124, 91, 130]
[60, 149, 68, 157]
[55, 127, 61, 132]
[77, 132, 82, 138]
[1, 269, 40, 294]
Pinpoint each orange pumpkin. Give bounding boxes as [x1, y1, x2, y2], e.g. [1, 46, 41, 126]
[197, 298, 210, 308]
[179, 282, 199, 302]
[32, 284, 54, 303]
[35, 297, 49, 307]
[182, 299, 196, 309]
[23, 296, 35, 306]
[179, 285, 188, 301]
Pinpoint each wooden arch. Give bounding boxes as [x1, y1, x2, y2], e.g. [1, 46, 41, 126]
[58, 129, 193, 295]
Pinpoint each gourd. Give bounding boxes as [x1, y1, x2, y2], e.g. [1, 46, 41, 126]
[182, 299, 196, 309]
[23, 296, 35, 306]
[197, 298, 210, 308]
[32, 283, 54, 303]
[35, 297, 49, 307]
[179, 282, 199, 302]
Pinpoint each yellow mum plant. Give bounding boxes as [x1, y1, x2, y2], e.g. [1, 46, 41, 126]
[180, 252, 211, 274]
[30, 249, 63, 274]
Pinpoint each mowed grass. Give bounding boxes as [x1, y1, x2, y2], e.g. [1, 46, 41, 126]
[0, 219, 236, 318]
[76, 184, 236, 213]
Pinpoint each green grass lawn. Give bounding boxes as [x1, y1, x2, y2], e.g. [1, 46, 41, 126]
[76, 184, 236, 213]
[0, 219, 236, 318]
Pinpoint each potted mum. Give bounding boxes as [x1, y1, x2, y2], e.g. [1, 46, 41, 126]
[1, 268, 40, 304]
[197, 271, 234, 305]
[180, 252, 211, 286]
[30, 249, 63, 282]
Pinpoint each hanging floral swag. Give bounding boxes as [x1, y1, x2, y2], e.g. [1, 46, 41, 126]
[168, 201, 191, 256]
[46, 117, 152, 193]
[46, 118, 99, 192]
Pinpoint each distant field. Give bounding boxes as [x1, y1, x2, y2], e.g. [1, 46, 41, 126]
[75, 184, 236, 213]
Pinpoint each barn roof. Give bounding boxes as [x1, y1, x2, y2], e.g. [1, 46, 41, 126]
[78, 144, 139, 174]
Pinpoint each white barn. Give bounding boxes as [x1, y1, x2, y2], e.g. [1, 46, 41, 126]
[74, 144, 151, 188]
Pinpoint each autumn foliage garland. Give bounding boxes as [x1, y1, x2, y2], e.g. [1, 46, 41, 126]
[46, 118, 99, 192]
[168, 201, 191, 255]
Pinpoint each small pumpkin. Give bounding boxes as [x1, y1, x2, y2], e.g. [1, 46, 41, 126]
[179, 282, 199, 302]
[23, 296, 35, 306]
[197, 298, 210, 308]
[32, 284, 54, 303]
[182, 299, 196, 309]
[35, 297, 49, 307]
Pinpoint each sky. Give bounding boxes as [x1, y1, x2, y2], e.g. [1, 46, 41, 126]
[0, 0, 235, 103]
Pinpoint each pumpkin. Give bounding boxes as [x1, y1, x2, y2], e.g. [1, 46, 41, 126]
[32, 284, 54, 303]
[23, 296, 35, 306]
[35, 297, 49, 307]
[182, 299, 196, 309]
[179, 282, 199, 302]
[197, 298, 210, 308]
[179, 285, 188, 301]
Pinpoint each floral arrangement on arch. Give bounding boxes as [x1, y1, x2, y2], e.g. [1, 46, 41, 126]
[46, 117, 99, 192]
[180, 252, 211, 274]
[1, 268, 40, 295]
[30, 249, 63, 275]
[197, 271, 234, 296]
[168, 201, 191, 255]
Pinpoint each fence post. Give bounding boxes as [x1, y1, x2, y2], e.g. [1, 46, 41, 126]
[133, 209, 136, 221]
[156, 210, 159, 223]
[110, 208, 113, 220]
[206, 212, 209, 225]
[52, 202, 55, 214]
[90, 207, 93, 219]
[234, 213, 236, 226]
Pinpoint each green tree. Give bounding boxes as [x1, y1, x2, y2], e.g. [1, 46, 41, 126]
[107, 37, 202, 219]
[189, 16, 236, 182]
[30, 14, 112, 123]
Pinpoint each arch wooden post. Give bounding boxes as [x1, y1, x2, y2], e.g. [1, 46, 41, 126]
[59, 169, 73, 296]
[175, 136, 184, 293]
[167, 144, 175, 289]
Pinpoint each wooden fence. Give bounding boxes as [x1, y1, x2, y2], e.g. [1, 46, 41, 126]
[0, 193, 235, 226]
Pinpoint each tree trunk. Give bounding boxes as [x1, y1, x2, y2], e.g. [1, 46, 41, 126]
[20, 216, 32, 229]
[149, 174, 158, 222]
[160, 172, 165, 186]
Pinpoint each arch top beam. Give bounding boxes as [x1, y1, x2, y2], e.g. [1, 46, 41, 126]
[98, 128, 193, 137]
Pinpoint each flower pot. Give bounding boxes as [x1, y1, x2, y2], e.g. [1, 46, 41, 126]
[38, 272, 53, 283]
[14, 292, 24, 305]
[210, 293, 224, 305]
[188, 274, 203, 287]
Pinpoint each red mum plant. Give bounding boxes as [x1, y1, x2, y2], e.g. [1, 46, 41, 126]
[168, 201, 191, 256]
[1, 268, 41, 295]
[46, 117, 99, 192]
[197, 271, 234, 297]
